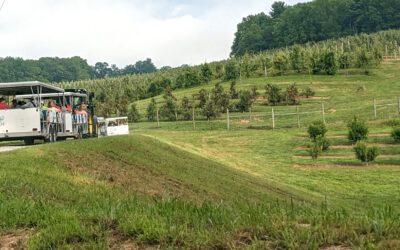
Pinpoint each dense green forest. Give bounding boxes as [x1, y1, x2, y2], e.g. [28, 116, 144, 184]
[0, 57, 157, 83]
[231, 0, 400, 56]
[59, 30, 400, 118]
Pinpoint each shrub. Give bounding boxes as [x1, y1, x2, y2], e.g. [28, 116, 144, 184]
[308, 121, 327, 140]
[348, 116, 368, 143]
[128, 103, 140, 122]
[385, 119, 400, 127]
[300, 86, 315, 98]
[391, 127, 400, 143]
[146, 98, 157, 121]
[354, 141, 379, 163]
[265, 84, 282, 106]
[308, 135, 330, 159]
[285, 83, 299, 105]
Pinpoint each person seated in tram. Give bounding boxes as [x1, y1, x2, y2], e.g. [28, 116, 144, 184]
[21, 98, 38, 109]
[0, 97, 9, 110]
[48, 101, 61, 112]
[75, 102, 88, 116]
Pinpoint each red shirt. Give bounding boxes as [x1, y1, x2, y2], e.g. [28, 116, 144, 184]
[0, 102, 9, 110]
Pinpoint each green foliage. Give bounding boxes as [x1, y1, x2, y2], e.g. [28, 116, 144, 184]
[224, 61, 240, 81]
[354, 141, 379, 163]
[273, 52, 288, 76]
[308, 134, 330, 159]
[229, 81, 238, 99]
[175, 69, 201, 88]
[250, 86, 258, 100]
[308, 121, 327, 140]
[285, 83, 299, 105]
[265, 84, 282, 106]
[147, 98, 157, 121]
[322, 52, 338, 75]
[348, 116, 369, 143]
[180, 96, 193, 121]
[128, 103, 141, 122]
[161, 97, 177, 121]
[200, 63, 213, 83]
[231, 0, 400, 56]
[385, 119, 400, 127]
[236, 90, 254, 112]
[202, 100, 219, 120]
[197, 89, 209, 109]
[391, 127, 400, 143]
[300, 86, 315, 98]
[339, 52, 352, 69]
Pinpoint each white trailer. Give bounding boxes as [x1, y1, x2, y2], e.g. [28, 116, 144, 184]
[97, 117, 129, 137]
[0, 81, 65, 145]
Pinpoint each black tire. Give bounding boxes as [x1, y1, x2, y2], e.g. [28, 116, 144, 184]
[24, 138, 35, 146]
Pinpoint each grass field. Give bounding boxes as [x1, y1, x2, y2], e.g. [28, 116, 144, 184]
[1, 61, 400, 249]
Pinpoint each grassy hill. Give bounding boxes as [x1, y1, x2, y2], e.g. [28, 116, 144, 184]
[1, 61, 400, 249]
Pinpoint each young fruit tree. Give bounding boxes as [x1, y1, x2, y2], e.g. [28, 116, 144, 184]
[348, 116, 369, 143]
[354, 141, 379, 163]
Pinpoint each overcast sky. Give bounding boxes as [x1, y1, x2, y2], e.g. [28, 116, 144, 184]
[0, 0, 308, 68]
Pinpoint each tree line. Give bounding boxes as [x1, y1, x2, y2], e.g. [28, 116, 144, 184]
[231, 0, 400, 56]
[0, 57, 159, 83]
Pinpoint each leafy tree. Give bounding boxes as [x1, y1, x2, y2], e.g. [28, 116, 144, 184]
[197, 89, 209, 109]
[289, 45, 303, 73]
[134, 58, 157, 74]
[273, 52, 288, 76]
[211, 83, 224, 105]
[230, 81, 239, 99]
[128, 103, 140, 122]
[265, 84, 282, 106]
[300, 86, 315, 98]
[237, 90, 254, 112]
[176, 69, 201, 88]
[94, 62, 111, 78]
[308, 135, 331, 159]
[322, 52, 338, 75]
[200, 63, 213, 83]
[348, 116, 369, 143]
[356, 47, 374, 74]
[354, 141, 379, 163]
[181, 96, 193, 121]
[250, 86, 258, 100]
[339, 52, 352, 70]
[270, 1, 287, 19]
[391, 127, 400, 143]
[146, 98, 157, 121]
[285, 83, 299, 105]
[224, 61, 240, 81]
[308, 121, 327, 140]
[161, 96, 177, 121]
[202, 100, 219, 120]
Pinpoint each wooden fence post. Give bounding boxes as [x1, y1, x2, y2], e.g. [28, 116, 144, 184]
[373, 98, 377, 119]
[249, 106, 252, 122]
[227, 108, 230, 130]
[398, 97, 400, 115]
[192, 106, 196, 130]
[272, 108, 275, 130]
[321, 103, 326, 125]
[156, 108, 160, 128]
[296, 106, 300, 128]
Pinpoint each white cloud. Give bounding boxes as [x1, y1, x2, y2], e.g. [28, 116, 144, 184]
[0, 0, 307, 68]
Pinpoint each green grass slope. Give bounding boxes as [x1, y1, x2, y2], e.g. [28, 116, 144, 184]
[1, 135, 399, 249]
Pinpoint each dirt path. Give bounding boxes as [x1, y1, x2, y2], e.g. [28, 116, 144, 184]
[0, 146, 26, 153]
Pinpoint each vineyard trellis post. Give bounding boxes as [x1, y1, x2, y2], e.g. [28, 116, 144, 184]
[321, 103, 326, 124]
[249, 107, 252, 122]
[192, 106, 196, 130]
[156, 108, 160, 128]
[373, 98, 377, 119]
[227, 108, 230, 130]
[296, 106, 300, 128]
[272, 108, 275, 130]
[398, 97, 400, 115]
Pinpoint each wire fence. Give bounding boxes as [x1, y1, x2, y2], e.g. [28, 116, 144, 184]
[132, 97, 400, 131]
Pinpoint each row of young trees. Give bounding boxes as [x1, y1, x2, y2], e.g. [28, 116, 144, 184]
[59, 30, 400, 118]
[127, 82, 315, 122]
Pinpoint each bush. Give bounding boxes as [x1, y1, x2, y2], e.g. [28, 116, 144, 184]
[385, 119, 400, 127]
[308, 121, 327, 140]
[300, 86, 315, 98]
[348, 116, 368, 143]
[128, 103, 140, 122]
[308, 135, 330, 159]
[391, 127, 400, 143]
[354, 141, 379, 163]
[265, 84, 282, 106]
